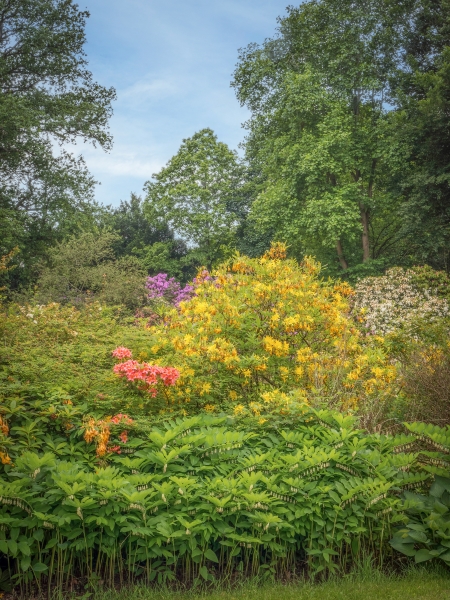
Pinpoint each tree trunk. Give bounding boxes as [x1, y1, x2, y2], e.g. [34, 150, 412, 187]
[336, 240, 348, 270]
[360, 205, 370, 262]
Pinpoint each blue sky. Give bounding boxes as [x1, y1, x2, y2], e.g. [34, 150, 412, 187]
[78, 0, 290, 206]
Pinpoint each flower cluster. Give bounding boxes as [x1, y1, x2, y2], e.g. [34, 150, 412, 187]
[83, 413, 135, 456]
[112, 346, 133, 360]
[352, 267, 450, 335]
[146, 273, 194, 306]
[112, 347, 180, 397]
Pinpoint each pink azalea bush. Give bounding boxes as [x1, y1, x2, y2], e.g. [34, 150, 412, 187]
[112, 347, 180, 397]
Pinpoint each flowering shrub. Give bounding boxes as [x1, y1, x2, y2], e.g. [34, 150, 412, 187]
[112, 347, 180, 397]
[143, 243, 397, 424]
[146, 273, 194, 306]
[352, 267, 450, 336]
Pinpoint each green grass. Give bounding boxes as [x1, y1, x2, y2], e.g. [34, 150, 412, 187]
[91, 567, 450, 600]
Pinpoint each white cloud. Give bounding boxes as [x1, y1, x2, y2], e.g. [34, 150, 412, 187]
[120, 77, 179, 104]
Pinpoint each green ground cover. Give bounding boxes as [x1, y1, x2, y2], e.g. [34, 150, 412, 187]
[93, 569, 450, 600]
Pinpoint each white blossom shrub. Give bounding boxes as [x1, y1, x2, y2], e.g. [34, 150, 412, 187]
[351, 267, 450, 336]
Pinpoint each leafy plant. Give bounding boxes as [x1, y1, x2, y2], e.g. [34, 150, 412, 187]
[0, 301, 155, 416]
[390, 476, 450, 566]
[0, 408, 435, 595]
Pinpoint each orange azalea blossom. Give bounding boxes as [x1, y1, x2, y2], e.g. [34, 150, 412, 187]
[0, 416, 9, 436]
[0, 451, 12, 465]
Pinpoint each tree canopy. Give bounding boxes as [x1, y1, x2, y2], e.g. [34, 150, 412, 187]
[0, 0, 115, 288]
[144, 128, 244, 269]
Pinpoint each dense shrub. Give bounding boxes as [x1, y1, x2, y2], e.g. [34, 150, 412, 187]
[36, 231, 147, 309]
[0, 406, 439, 594]
[386, 320, 450, 425]
[136, 244, 397, 427]
[0, 301, 153, 416]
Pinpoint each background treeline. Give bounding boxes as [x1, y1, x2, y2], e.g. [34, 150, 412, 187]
[3, 0, 450, 302]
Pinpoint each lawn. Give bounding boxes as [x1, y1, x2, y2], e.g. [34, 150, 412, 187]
[94, 569, 450, 600]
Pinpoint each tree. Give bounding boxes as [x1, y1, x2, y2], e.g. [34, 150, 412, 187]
[0, 0, 115, 287]
[102, 193, 189, 279]
[232, 0, 411, 274]
[388, 0, 450, 271]
[36, 231, 147, 309]
[144, 129, 244, 269]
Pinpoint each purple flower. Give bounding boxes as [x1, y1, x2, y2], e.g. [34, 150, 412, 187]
[146, 273, 194, 307]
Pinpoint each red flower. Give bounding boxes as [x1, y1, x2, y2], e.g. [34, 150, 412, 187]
[119, 430, 128, 444]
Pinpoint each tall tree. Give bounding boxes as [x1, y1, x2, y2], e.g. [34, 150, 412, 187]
[232, 0, 411, 274]
[144, 129, 244, 269]
[389, 0, 450, 271]
[0, 0, 115, 287]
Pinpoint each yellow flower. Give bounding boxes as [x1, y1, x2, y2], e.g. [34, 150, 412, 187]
[263, 336, 289, 357]
[234, 404, 245, 415]
[229, 390, 238, 400]
[204, 404, 215, 412]
[294, 366, 304, 377]
[279, 366, 289, 381]
[200, 382, 212, 396]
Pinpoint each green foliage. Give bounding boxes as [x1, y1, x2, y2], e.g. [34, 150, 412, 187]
[144, 129, 244, 269]
[102, 194, 191, 281]
[35, 231, 147, 310]
[232, 0, 410, 273]
[383, 318, 450, 425]
[0, 0, 115, 291]
[389, 423, 450, 567]
[0, 409, 436, 593]
[390, 3, 450, 271]
[0, 301, 153, 416]
[390, 476, 450, 567]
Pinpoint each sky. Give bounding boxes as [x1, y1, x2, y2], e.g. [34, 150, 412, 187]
[78, 0, 290, 207]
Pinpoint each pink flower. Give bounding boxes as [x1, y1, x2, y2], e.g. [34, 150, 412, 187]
[112, 347, 133, 360]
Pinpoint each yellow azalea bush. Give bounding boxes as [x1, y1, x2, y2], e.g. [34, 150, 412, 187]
[142, 243, 397, 424]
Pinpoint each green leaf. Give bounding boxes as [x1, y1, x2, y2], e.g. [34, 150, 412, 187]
[32, 562, 48, 573]
[415, 549, 434, 563]
[0, 541, 8, 554]
[18, 542, 30, 556]
[7, 540, 17, 556]
[389, 540, 416, 557]
[20, 556, 30, 571]
[33, 529, 44, 542]
[199, 565, 208, 580]
[204, 548, 219, 563]
[408, 530, 428, 543]
[45, 538, 58, 550]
